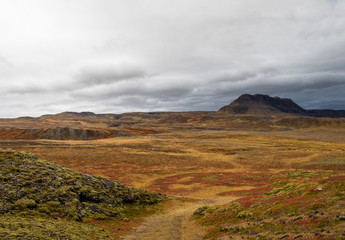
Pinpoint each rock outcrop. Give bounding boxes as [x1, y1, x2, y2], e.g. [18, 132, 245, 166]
[0, 127, 132, 140]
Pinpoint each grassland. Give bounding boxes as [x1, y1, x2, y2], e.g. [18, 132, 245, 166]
[1, 125, 345, 239]
[194, 170, 345, 239]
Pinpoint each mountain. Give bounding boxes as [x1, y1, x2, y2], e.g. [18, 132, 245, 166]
[219, 94, 345, 118]
[218, 94, 307, 115]
[307, 109, 345, 118]
[0, 94, 344, 141]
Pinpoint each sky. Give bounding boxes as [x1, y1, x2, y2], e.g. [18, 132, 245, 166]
[1, 0, 345, 117]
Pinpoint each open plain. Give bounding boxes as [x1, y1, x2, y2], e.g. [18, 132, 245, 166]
[3, 0, 345, 237]
[1, 114, 345, 239]
[1, 95, 345, 239]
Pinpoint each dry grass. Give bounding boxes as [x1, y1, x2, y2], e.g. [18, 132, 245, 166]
[1, 124, 345, 239]
[1, 128, 344, 199]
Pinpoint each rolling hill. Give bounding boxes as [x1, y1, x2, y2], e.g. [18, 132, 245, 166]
[0, 150, 164, 239]
[0, 94, 344, 140]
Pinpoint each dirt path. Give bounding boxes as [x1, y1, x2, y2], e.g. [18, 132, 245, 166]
[122, 196, 238, 240]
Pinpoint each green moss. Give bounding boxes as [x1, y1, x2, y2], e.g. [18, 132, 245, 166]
[0, 216, 112, 240]
[14, 198, 37, 210]
[37, 201, 60, 214]
[0, 149, 166, 239]
[194, 170, 345, 239]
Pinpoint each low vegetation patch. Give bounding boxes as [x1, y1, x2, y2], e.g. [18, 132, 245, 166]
[0, 216, 112, 239]
[296, 152, 345, 171]
[0, 150, 165, 239]
[194, 170, 345, 239]
[147, 172, 283, 196]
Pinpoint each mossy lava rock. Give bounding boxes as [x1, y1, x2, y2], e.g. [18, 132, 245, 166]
[0, 150, 164, 239]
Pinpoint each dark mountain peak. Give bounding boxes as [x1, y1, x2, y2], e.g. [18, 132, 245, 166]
[219, 94, 307, 115]
[236, 93, 294, 104]
[236, 94, 281, 103]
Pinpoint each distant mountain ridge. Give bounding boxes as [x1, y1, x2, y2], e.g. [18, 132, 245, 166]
[0, 93, 344, 141]
[219, 94, 345, 118]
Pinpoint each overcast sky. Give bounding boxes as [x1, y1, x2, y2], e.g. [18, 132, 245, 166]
[1, 0, 345, 117]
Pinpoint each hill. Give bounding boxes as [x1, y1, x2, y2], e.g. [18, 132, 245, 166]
[219, 94, 345, 118]
[218, 94, 307, 115]
[0, 150, 164, 239]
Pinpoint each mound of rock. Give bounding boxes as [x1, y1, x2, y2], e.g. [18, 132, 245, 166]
[0, 150, 163, 218]
[0, 150, 164, 238]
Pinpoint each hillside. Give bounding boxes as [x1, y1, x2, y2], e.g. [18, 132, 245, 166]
[0, 150, 164, 239]
[0, 127, 132, 140]
[194, 170, 345, 239]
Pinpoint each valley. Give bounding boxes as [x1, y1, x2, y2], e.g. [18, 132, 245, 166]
[1, 94, 345, 239]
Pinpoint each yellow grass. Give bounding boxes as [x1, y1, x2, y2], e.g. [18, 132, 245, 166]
[0, 127, 344, 199]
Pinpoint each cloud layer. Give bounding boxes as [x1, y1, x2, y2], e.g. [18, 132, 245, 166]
[1, 0, 345, 117]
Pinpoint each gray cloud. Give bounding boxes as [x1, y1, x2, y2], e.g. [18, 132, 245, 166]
[70, 74, 194, 102]
[74, 63, 147, 86]
[7, 84, 48, 94]
[328, 0, 338, 7]
[1, 0, 345, 117]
